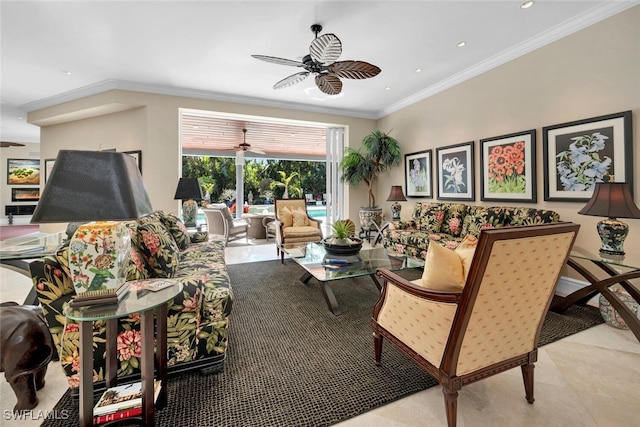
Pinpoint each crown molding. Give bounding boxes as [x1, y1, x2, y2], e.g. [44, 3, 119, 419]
[21, 80, 379, 120]
[377, 1, 639, 118]
[20, 1, 638, 122]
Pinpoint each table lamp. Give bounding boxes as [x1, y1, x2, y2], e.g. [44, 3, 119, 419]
[174, 177, 202, 227]
[31, 150, 153, 297]
[578, 182, 640, 256]
[386, 186, 407, 220]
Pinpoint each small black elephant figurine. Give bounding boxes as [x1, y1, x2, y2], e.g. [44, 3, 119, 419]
[0, 302, 55, 412]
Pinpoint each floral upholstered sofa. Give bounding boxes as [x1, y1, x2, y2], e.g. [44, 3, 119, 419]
[383, 202, 560, 260]
[29, 211, 233, 392]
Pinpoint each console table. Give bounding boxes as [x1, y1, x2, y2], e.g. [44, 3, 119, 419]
[551, 248, 640, 342]
[65, 282, 182, 426]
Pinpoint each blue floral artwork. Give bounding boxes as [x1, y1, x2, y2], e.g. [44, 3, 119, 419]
[554, 127, 613, 192]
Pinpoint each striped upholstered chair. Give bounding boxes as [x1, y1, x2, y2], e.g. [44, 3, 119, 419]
[372, 222, 580, 427]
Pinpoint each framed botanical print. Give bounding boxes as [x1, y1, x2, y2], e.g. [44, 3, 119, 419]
[404, 149, 432, 198]
[543, 111, 632, 202]
[436, 141, 474, 201]
[480, 129, 536, 202]
[44, 158, 56, 184]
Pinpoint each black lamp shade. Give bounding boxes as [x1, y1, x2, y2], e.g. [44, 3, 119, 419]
[578, 182, 640, 219]
[31, 150, 153, 223]
[386, 186, 407, 202]
[174, 177, 203, 200]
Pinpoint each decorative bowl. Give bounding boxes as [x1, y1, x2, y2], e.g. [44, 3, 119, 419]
[321, 238, 363, 256]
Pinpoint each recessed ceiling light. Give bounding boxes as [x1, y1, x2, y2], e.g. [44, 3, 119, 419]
[385, 86, 391, 91]
[62, 70, 72, 75]
[414, 68, 422, 73]
[521, 1, 534, 9]
[456, 41, 466, 48]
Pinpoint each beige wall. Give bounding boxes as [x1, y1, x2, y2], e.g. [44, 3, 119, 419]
[31, 91, 376, 232]
[27, 6, 640, 260]
[376, 6, 640, 258]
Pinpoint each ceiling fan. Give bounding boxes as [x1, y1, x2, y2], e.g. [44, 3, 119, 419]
[252, 24, 381, 96]
[234, 129, 265, 155]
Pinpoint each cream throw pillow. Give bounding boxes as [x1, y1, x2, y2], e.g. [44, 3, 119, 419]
[420, 236, 477, 291]
[278, 207, 293, 227]
[291, 209, 310, 227]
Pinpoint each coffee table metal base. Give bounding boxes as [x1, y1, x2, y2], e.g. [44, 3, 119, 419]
[298, 271, 382, 315]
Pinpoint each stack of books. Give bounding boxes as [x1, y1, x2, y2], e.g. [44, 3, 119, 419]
[93, 380, 161, 425]
[68, 281, 131, 308]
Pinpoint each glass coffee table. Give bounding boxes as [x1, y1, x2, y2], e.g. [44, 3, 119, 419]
[281, 242, 423, 315]
[0, 231, 67, 304]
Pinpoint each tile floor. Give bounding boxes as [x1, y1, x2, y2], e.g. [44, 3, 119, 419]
[1, 237, 639, 427]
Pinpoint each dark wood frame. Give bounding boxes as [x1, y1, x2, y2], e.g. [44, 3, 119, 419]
[404, 149, 432, 198]
[124, 150, 142, 174]
[480, 129, 536, 202]
[543, 110, 633, 202]
[44, 158, 56, 184]
[7, 158, 40, 185]
[436, 141, 474, 201]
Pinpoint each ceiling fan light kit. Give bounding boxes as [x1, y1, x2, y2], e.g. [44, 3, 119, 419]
[252, 24, 381, 96]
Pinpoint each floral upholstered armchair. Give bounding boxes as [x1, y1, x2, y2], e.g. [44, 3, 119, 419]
[29, 211, 233, 392]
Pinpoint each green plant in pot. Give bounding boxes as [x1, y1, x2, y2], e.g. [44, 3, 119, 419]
[323, 220, 362, 256]
[340, 130, 401, 229]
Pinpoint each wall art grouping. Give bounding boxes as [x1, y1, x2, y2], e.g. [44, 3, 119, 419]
[402, 110, 633, 204]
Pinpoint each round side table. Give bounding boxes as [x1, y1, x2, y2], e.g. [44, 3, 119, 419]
[64, 281, 182, 427]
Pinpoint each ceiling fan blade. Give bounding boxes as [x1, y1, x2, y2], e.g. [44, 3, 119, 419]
[328, 61, 381, 79]
[273, 71, 309, 90]
[251, 55, 304, 67]
[315, 74, 342, 95]
[0, 141, 26, 147]
[309, 33, 342, 65]
[248, 147, 266, 155]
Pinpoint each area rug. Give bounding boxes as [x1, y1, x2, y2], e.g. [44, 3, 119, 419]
[43, 259, 604, 427]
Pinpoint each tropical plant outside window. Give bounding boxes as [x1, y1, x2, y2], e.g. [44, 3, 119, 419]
[555, 132, 611, 191]
[181, 156, 326, 203]
[487, 141, 526, 193]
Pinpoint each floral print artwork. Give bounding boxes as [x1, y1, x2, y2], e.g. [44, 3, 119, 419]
[488, 141, 526, 193]
[556, 132, 611, 191]
[442, 157, 466, 193]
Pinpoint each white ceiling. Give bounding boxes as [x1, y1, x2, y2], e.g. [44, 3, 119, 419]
[1, 1, 637, 145]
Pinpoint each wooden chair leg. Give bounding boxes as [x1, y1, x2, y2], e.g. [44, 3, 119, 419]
[521, 363, 535, 404]
[373, 332, 383, 366]
[443, 388, 458, 427]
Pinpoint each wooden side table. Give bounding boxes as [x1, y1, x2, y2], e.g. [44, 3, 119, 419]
[64, 282, 182, 427]
[551, 249, 640, 342]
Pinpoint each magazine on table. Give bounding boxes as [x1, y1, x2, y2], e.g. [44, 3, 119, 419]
[93, 379, 160, 417]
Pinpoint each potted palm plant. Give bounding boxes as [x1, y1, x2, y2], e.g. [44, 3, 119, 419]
[340, 130, 401, 229]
